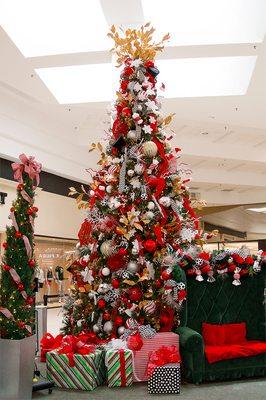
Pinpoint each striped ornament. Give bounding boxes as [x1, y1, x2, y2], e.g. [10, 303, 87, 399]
[46, 350, 105, 391]
[106, 349, 133, 387]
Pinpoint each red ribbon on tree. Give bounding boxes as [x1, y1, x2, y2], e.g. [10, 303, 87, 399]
[12, 154, 42, 186]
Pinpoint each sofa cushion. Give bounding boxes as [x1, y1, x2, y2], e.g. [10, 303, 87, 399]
[202, 323, 226, 345]
[223, 322, 246, 344]
[205, 341, 266, 364]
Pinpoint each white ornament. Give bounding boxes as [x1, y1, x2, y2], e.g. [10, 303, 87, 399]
[98, 283, 109, 293]
[142, 141, 158, 157]
[89, 190, 95, 196]
[103, 321, 113, 334]
[143, 125, 152, 134]
[127, 169, 135, 177]
[93, 324, 100, 333]
[106, 185, 113, 193]
[76, 242, 81, 249]
[100, 240, 113, 257]
[117, 326, 125, 336]
[145, 211, 154, 220]
[127, 130, 137, 141]
[99, 185, 105, 191]
[159, 196, 171, 207]
[127, 261, 139, 273]
[148, 201, 155, 210]
[102, 267, 111, 276]
[134, 163, 144, 175]
[130, 177, 141, 189]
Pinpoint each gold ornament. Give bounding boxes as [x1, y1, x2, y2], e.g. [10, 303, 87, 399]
[142, 141, 158, 157]
[100, 240, 114, 257]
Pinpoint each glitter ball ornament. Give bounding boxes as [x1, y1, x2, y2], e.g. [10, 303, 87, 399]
[127, 130, 137, 141]
[142, 141, 158, 157]
[115, 316, 124, 326]
[128, 287, 143, 302]
[147, 201, 155, 210]
[102, 267, 111, 276]
[103, 321, 113, 333]
[98, 299, 106, 309]
[145, 211, 154, 220]
[93, 324, 100, 333]
[100, 240, 114, 256]
[127, 261, 139, 273]
[106, 185, 113, 193]
[118, 326, 125, 336]
[143, 239, 157, 253]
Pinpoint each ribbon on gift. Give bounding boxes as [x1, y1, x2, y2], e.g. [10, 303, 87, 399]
[12, 153, 42, 186]
[147, 345, 181, 377]
[57, 335, 96, 367]
[105, 339, 129, 386]
[121, 319, 156, 344]
[40, 333, 64, 362]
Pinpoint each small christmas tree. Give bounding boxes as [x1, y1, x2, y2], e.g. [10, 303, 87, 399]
[0, 154, 41, 339]
[62, 25, 205, 339]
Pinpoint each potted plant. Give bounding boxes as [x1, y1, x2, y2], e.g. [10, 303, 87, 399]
[0, 154, 41, 400]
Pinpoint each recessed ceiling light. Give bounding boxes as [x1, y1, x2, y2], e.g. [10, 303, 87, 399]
[142, 0, 266, 46]
[201, 132, 209, 135]
[0, 0, 110, 57]
[247, 207, 266, 213]
[157, 56, 257, 98]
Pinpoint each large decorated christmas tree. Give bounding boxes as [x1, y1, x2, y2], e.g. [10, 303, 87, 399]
[62, 25, 208, 339]
[0, 154, 41, 339]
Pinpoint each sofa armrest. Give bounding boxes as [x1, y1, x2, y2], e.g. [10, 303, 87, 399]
[176, 326, 205, 384]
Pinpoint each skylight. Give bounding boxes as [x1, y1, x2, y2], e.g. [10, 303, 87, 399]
[142, 0, 266, 46]
[35, 56, 256, 104]
[247, 207, 266, 213]
[157, 56, 257, 98]
[0, 0, 110, 57]
[35, 63, 116, 103]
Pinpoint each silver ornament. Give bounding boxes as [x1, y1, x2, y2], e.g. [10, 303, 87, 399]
[127, 169, 135, 177]
[127, 130, 137, 141]
[159, 196, 171, 207]
[145, 211, 154, 220]
[103, 321, 113, 334]
[106, 185, 113, 193]
[102, 267, 111, 276]
[147, 201, 155, 210]
[117, 326, 126, 336]
[93, 324, 100, 333]
[134, 163, 144, 175]
[127, 261, 139, 273]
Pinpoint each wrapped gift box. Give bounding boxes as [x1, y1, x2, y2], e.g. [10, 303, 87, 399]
[148, 363, 181, 394]
[46, 349, 105, 391]
[132, 332, 179, 381]
[106, 348, 133, 387]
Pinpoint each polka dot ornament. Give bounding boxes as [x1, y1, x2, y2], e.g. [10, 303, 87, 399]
[148, 363, 181, 394]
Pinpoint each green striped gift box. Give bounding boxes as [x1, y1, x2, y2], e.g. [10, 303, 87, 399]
[46, 349, 105, 391]
[106, 349, 133, 387]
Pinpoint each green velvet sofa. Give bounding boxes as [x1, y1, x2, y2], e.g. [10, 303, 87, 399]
[176, 268, 266, 383]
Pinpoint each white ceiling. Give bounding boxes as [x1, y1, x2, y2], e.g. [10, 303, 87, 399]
[0, 0, 266, 229]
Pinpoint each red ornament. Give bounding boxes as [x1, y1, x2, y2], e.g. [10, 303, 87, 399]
[18, 283, 24, 291]
[103, 311, 111, 321]
[10, 207, 15, 212]
[98, 299, 106, 309]
[161, 269, 172, 281]
[127, 332, 143, 351]
[15, 231, 22, 239]
[80, 257, 88, 267]
[123, 66, 134, 76]
[201, 265, 211, 274]
[155, 279, 162, 288]
[128, 287, 143, 302]
[143, 239, 157, 253]
[28, 259, 35, 268]
[17, 184, 24, 191]
[111, 278, 120, 289]
[27, 297, 34, 305]
[118, 248, 128, 256]
[245, 256, 254, 265]
[145, 60, 154, 68]
[115, 316, 124, 326]
[177, 289, 187, 301]
[121, 80, 129, 91]
[2, 242, 7, 249]
[122, 107, 131, 117]
[18, 321, 25, 329]
[32, 206, 39, 213]
[3, 264, 11, 271]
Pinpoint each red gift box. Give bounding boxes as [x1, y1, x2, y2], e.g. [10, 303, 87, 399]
[131, 332, 179, 381]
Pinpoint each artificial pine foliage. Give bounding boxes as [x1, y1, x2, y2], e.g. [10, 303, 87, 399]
[62, 25, 210, 339]
[0, 154, 41, 339]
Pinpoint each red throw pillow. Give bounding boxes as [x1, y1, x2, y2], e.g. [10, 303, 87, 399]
[223, 322, 247, 344]
[202, 323, 225, 345]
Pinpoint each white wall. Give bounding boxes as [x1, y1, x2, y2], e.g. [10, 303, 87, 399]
[0, 178, 84, 238]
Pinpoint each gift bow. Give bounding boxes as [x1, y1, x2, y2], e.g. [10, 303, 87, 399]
[12, 153, 42, 186]
[148, 345, 181, 377]
[121, 319, 156, 341]
[57, 335, 96, 367]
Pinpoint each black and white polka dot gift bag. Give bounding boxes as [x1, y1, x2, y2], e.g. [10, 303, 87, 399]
[148, 363, 181, 394]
